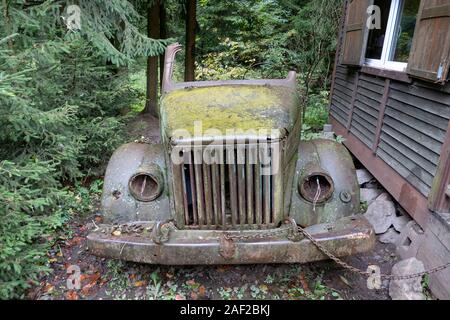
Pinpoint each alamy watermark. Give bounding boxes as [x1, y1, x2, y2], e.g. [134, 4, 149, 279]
[66, 264, 81, 290]
[170, 121, 280, 175]
[366, 5, 381, 30]
[63, 5, 81, 31]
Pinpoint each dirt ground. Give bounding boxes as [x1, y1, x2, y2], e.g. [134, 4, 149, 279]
[28, 114, 400, 300]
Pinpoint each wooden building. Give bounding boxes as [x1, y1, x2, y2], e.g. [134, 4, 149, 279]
[329, 0, 450, 228]
[328, 0, 450, 298]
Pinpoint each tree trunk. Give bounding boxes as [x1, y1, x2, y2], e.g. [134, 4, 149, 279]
[144, 0, 160, 116]
[159, 1, 167, 89]
[184, 0, 196, 82]
[3, 0, 13, 51]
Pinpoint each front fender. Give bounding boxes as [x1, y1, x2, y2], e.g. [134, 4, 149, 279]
[101, 142, 171, 224]
[290, 139, 360, 227]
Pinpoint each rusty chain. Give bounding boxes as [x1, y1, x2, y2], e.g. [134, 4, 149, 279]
[221, 223, 450, 280]
[224, 227, 292, 241]
[297, 225, 450, 281]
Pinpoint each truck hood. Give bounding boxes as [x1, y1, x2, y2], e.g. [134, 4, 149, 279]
[160, 84, 299, 144]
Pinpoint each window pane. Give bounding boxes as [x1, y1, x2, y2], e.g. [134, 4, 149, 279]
[390, 0, 420, 62]
[366, 0, 392, 60]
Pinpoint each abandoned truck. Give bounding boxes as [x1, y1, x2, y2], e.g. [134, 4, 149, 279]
[87, 43, 375, 264]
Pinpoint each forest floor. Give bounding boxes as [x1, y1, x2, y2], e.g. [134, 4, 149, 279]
[28, 114, 399, 300]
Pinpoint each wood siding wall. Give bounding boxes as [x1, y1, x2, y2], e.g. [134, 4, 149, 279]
[331, 0, 450, 227]
[330, 64, 450, 226]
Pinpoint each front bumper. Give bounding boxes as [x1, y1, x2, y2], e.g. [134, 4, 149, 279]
[87, 216, 375, 265]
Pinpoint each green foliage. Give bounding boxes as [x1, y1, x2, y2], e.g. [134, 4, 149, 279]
[0, 160, 71, 298]
[75, 0, 169, 65]
[196, 39, 261, 80]
[195, 0, 342, 124]
[196, 0, 286, 80]
[303, 91, 330, 130]
[0, 0, 162, 299]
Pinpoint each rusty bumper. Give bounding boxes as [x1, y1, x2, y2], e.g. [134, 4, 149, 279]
[87, 216, 375, 265]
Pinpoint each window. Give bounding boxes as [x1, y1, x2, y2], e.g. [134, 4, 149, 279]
[365, 0, 420, 71]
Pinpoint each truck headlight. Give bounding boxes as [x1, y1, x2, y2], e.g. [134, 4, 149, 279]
[298, 171, 334, 204]
[129, 164, 164, 202]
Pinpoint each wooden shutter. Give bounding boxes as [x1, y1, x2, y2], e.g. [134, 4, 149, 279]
[340, 0, 373, 66]
[407, 0, 450, 82]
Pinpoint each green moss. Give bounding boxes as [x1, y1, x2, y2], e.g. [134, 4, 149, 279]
[160, 85, 297, 137]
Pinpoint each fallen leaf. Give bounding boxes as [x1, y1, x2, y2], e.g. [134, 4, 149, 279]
[217, 266, 231, 273]
[299, 272, 310, 293]
[175, 294, 185, 300]
[65, 290, 79, 300]
[81, 284, 93, 295]
[48, 258, 58, 263]
[80, 272, 100, 282]
[80, 273, 101, 296]
[43, 283, 54, 294]
[198, 286, 206, 296]
[94, 216, 103, 223]
[112, 230, 121, 236]
[69, 237, 84, 246]
[190, 292, 198, 300]
[134, 280, 147, 287]
[80, 274, 89, 282]
[166, 272, 174, 279]
[339, 275, 352, 288]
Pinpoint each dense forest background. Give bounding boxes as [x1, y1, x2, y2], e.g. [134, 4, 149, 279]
[0, 0, 342, 299]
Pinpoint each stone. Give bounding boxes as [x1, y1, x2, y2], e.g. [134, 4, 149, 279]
[389, 257, 426, 300]
[323, 124, 333, 132]
[322, 131, 335, 140]
[393, 215, 411, 232]
[360, 188, 383, 204]
[396, 221, 425, 260]
[356, 169, 374, 186]
[379, 227, 400, 244]
[321, 124, 335, 140]
[363, 181, 380, 189]
[364, 199, 396, 234]
[376, 192, 392, 201]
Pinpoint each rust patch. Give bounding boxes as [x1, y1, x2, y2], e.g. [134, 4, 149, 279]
[219, 235, 236, 260]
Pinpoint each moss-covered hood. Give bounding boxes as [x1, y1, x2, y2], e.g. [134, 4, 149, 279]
[160, 85, 299, 142]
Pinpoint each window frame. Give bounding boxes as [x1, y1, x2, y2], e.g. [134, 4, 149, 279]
[364, 0, 409, 72]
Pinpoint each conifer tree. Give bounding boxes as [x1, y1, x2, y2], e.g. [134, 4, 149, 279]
[0, 0, 167, 298]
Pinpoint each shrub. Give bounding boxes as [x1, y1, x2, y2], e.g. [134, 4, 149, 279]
[0, 0, 159, 298]
[0, 160, 71, 298]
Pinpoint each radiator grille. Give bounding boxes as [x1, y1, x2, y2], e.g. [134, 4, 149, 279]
[171, 141, 283, 229]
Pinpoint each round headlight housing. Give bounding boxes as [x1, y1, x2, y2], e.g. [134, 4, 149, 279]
[129, 165, 164, 202]
[298, 172, 334, 204]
